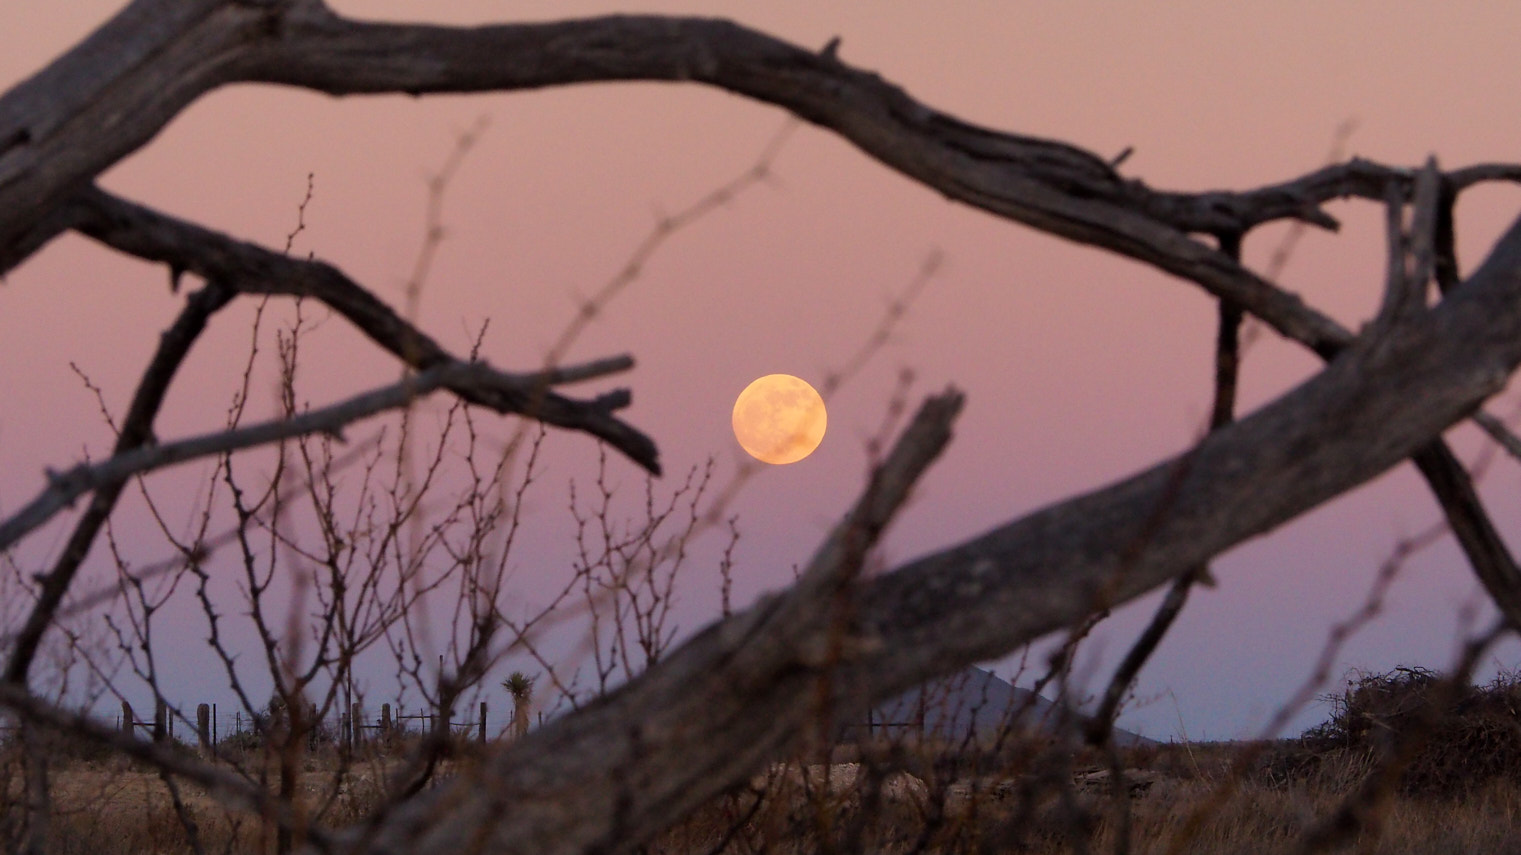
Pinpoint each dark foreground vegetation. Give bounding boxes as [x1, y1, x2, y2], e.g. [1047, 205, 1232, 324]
[10, 667, 1521, 854]
[10, 4, 1521, 853]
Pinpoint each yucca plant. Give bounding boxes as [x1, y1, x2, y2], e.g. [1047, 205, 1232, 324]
[503, 672, 535, 740]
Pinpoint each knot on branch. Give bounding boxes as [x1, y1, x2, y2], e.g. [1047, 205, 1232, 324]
[43, 466, 90, 498]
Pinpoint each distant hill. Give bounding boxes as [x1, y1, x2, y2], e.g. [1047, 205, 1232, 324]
[845, 666, 1155, 748]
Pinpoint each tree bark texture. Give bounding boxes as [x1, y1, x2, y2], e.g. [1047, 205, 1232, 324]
[5, 2, 1521, 854]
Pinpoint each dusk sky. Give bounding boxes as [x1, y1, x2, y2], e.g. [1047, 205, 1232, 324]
[6, 2, 1521, 741]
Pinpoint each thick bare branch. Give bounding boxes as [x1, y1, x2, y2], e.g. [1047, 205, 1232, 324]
[855, 213, 1521, 695]
[0, 355, 634, 553]
[337, 387, 964, 855]
[1473, 410, 1521, 461]
[7, 4, 1521, 366]
[1410, 443, 1521, 626]
[1363, 159, 1521, 628]
[3, 174, 655, 682]
[330, 213, 1521, 854]
[10, 2, 1521, 357]
[9, 4, 1521, 852]
[1372, 159, 1442, 334]
[62, 185, 661, 473]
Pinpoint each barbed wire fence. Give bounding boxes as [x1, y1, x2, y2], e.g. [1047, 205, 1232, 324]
[37, 697, 521, 755]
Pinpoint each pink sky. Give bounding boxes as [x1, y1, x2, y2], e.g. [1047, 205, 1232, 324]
[5, 2, 1521, 740]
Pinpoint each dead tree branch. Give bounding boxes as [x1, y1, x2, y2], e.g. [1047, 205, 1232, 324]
[340, 387, 964, 855]
[0, 355, 635, 554]
[62, 185, 660, 473]
[7, 4, 1521, 853]
[335, 211, 1521, 854]
[6, 3, 1520, 356]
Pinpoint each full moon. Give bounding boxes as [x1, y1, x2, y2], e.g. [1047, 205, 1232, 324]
[731, 374, 828, 465]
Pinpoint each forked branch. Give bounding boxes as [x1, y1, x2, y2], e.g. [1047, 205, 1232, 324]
[4, 2, 1521, 356]
[64, 184, 660, 472]
[0, 355, 636, 554]
[341, 387, 964, 855]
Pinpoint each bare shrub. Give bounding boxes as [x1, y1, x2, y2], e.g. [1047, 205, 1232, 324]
[1292, 667, 1521, 798]
[10, 5, 1521, 854]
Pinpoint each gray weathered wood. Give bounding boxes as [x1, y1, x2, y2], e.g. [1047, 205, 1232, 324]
[347, 215, 1521, 854]
[6, 3, 1521, 854]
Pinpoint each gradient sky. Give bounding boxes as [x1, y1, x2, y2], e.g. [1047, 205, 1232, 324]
[6, 2, 1521, 741]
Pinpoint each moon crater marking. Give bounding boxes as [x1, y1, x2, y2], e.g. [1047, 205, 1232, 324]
[731, 374, 827, 465]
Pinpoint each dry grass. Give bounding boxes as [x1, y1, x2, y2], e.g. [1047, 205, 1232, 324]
[8, 741, 1521, 854]
[34, 762, 256, 855]
[13, 671, 1521, 854]
[652, 732, 1521, 855]
[0, 733, 488, 855]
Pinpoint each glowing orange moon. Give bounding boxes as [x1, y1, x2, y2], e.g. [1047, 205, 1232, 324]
[732, 374, 828, 465]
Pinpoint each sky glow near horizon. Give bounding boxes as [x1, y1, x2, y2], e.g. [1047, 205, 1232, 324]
[5, 2, 1521, 741]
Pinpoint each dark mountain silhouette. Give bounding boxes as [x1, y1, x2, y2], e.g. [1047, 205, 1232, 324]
[846, 666, 1155, 748]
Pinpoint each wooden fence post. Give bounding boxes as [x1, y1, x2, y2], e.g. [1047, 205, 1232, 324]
[351, 702, 363, 749]
[121, 700, 134, 736]
[197, 703, 211, 754]
[153, 698, 167, 743]
[915, 692, 926, 742]
[479, 702, 487, 743]
[380, 702, 391, 734]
